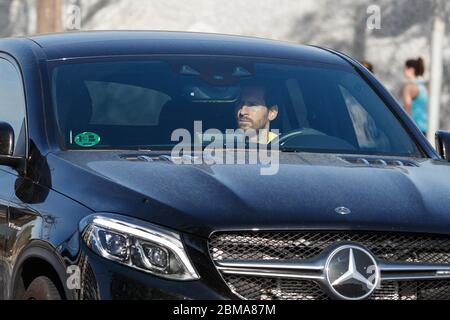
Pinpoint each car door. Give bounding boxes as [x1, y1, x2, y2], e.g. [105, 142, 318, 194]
[0, 55, 28, 299]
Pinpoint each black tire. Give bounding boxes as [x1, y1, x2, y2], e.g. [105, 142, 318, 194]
[23, 276, 62, 300]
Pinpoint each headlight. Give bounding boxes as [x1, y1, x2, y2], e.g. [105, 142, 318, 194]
[80, 214, 200, 281]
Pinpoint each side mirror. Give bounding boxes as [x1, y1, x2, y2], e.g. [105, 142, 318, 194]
[0, 121, 25, 171]
[435, 130, 450, 162]
[0, 121, 14, 156]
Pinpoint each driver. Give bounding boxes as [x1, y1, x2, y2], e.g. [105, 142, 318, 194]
[235, 84, 279, 144]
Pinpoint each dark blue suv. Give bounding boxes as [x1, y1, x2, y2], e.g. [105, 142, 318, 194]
[0, 31, 450, 300]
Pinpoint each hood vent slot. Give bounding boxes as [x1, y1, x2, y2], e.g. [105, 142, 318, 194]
[136, 155, 154, 162]
[340, 156, 418, 167]
[121, 154, 200, 163]
[121, 154, 166, 162]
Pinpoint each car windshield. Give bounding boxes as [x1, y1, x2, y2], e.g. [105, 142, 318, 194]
[50, 55, 422, 156]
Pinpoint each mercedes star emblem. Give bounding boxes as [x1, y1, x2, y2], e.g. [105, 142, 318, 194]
[325, 245, 380, 300]
[335, 207, 351, 215]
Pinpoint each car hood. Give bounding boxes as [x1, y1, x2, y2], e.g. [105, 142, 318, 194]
[47, 151, 450, 237]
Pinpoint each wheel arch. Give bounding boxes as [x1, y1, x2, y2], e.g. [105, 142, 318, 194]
[10, 240, 74, 300]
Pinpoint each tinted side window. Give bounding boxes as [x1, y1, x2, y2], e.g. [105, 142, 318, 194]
[85, 81, 170, 126]
[341, 86, 391, 151]
[0, 58, 26, 156]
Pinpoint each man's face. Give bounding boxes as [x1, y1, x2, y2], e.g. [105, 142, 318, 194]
[236, 86, 277, 131]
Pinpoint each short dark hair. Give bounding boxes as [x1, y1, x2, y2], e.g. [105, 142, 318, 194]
[239, 80, 280, 108]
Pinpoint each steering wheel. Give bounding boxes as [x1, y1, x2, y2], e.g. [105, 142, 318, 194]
[273, 128, 357, 151]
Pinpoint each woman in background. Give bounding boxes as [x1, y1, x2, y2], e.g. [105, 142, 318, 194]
[361, 60, 374, 73]
[402, 57, 429, 135]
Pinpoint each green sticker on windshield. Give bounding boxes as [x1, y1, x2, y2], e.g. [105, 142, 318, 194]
[74, 132, 101, 147]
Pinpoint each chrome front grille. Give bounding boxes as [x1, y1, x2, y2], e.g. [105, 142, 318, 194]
[209, 231, 450, 300]
[223, 275, 450, 300]
[223, 275, 328, 300]
[210, 231, 450, 264]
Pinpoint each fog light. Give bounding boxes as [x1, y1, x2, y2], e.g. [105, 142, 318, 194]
[98, 229, 129, 260]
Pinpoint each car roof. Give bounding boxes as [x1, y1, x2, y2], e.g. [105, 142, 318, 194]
[21, 31, 348, 65]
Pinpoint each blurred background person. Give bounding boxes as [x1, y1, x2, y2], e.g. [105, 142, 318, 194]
[361, 60, 374, 73]
[402, 57, 429, 135]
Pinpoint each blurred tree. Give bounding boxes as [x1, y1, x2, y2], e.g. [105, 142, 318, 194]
[37, 0, 62, 33]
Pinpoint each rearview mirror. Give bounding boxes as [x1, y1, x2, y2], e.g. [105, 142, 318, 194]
[435, 130, 450, 162]
[0, 121, 25, 171]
